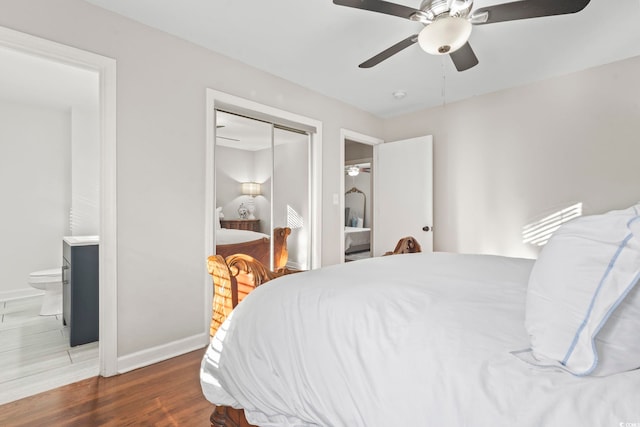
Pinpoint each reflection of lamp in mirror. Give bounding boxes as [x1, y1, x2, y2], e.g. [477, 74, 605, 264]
[241, 182, 261, 220]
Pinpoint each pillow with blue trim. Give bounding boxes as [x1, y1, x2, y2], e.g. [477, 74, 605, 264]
[524, 203, 640, 376]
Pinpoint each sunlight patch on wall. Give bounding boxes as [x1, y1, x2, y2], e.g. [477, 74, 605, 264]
[287, 205, 304, 229]
[522, 203, 583, 246]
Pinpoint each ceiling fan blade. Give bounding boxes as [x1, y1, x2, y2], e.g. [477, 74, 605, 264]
[216, 136, 240, 142]
[471, 0, 591, 25]
[449, 42, 478, 72]
[359, 34, 418, 68]
[333, 0, 421, 20]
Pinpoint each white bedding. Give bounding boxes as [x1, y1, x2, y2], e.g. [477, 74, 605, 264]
[344, 226, 370, 253]
[200, 252, 640, 426]
[215, 228, 269, 246]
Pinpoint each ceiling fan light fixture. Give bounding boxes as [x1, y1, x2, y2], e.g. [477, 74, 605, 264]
[417, 16, 472, 55]
[392, 90, 407, 99]
[347, 165, 360, 177]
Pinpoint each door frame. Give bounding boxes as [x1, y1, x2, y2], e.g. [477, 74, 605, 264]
[339, 129, 383, 262]
[0, 26, 118, 377]
[205, 89, 322, 329]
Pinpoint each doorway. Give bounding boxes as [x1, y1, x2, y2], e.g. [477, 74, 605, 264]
[344, 143, 372, 262]
[0, 26, 117, 403]
[339, 130, 383, 263]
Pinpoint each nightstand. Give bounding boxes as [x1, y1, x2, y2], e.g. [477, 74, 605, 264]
[220, 219, 261, 232]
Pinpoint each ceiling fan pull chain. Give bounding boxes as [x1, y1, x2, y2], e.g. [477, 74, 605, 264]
[441, 56, 446, 106]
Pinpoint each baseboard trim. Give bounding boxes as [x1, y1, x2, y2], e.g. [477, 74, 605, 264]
[286, 260, 304, 270]
[0, 288, 44, 303]
[117, 333, 209, 374]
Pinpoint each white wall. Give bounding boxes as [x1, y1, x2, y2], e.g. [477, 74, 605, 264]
[0, 0, 382, 359]
[70, 105, 100, 235]
[273, 139, 310, 270]
[215, 145, 253, 221]
[383, 55, 640, 259]
[0, 100, 70, 299]
[253, 148, 272, 235]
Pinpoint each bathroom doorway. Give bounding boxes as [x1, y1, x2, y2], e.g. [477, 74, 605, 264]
[0, 26, 116, 404]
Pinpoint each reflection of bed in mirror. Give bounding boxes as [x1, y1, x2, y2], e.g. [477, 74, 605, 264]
[215, 227, 290, 270]
[344, 226, 371, 254]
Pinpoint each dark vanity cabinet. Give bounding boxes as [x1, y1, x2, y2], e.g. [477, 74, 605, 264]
[62, 239, 99, 347]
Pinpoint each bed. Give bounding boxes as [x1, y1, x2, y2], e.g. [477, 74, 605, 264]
[344, 226, 370, 254]
[201, 204, 640, 426]
[215, 227, 290, 270]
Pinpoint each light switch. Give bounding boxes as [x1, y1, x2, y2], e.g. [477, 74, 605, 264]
[332, 193, 339, 205]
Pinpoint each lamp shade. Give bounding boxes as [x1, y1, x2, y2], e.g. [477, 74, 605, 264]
[418, 16, 472, 55]
[241, 182, 261, 196]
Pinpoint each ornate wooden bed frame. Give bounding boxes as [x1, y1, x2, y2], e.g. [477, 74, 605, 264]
[205, 236, 420, 427]
[215, 227, 291, 271]
[206, 253, 299, 427]
[210, 405, 252, 427]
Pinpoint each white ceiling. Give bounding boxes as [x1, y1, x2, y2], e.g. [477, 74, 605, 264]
[86, 0, 640, 118]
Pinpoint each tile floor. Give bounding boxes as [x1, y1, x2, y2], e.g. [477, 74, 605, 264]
[0, 295, 98, 405]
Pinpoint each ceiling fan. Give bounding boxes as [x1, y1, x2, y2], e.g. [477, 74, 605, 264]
[346, 164, 371, 176]
[333, 0, 591, 71]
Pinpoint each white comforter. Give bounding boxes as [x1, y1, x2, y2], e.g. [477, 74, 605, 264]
[200, 252, 640, 426]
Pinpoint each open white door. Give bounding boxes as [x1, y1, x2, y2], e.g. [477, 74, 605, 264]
[373, 136, 433, 256]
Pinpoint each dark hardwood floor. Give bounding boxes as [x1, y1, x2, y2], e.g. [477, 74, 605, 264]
[0, 347, 213, 426]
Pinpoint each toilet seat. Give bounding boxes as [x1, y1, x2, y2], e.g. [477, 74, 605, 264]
[29, 269, 63, 316]
[29, 268, 62, 284]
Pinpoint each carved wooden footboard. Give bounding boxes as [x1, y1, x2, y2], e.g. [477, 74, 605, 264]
[205, 236, 417, 426]
[206, 253, 300, 427]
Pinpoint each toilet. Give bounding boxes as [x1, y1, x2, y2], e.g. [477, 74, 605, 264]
[29, 268, 63, 316]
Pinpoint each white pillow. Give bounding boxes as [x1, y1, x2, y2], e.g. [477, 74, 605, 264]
[524, 203, 640, 376]
[216, 207, 223, 230]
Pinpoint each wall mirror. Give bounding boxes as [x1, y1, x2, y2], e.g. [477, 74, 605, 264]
[214, 110, 311, 271]
[345, 187, 365, 227]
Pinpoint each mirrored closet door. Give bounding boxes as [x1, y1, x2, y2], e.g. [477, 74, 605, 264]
[214, 110, 310, 271]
